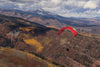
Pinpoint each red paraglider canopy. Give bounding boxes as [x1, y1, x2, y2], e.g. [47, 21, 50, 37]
[58, 27, 77, 36]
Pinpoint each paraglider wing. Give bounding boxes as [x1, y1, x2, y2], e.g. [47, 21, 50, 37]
[58, 27, 77, 36]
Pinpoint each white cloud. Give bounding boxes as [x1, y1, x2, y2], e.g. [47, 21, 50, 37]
[43, 7, 60, 11]
[84, 1, 98, 9]
[62, 0, 86, 8]
[97, 10, 100, 14]
[15, 3, 24, 9]
[51, 0, 61, 5]
[0, 0, 100, 18]
[85, 10, 97, 14]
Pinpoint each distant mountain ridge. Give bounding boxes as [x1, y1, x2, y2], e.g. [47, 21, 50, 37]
[94, 17, 100, 20]
[0, 9, 100, 34]
[0, 9, 100, 25]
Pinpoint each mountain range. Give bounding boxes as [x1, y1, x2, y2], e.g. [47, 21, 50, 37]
[0, 13, 100, 67]
[0, 9, 100, 34]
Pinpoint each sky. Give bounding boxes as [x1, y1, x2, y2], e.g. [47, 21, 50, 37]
[0, 0, 100, 18]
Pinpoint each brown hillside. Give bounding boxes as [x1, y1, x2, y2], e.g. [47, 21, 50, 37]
[0, 14, 100, 67]
[0, 47, 58, 67]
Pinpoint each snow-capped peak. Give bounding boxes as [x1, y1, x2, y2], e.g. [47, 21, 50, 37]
[33, 8, 57, 16]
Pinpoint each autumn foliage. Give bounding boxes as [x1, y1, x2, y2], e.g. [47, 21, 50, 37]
[23, 38, 43, 53]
